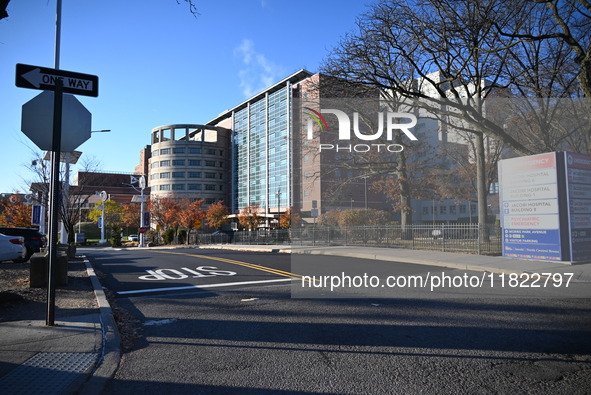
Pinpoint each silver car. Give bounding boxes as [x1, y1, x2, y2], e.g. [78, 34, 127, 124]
[0, 233, 26, 263]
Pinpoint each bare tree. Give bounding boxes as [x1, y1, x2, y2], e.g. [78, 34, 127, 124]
[321, 0, 528, 234]
[25, 150, 103, 242]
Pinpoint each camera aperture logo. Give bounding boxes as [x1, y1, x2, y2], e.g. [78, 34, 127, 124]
[304, 107, 418, 153]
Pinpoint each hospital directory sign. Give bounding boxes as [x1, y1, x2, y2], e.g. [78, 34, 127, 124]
[499, 152, 564, 261]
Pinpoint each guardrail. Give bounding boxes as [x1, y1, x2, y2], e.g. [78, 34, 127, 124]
[199, 224, 502, 255]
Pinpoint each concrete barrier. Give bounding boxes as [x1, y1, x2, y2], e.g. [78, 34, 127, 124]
[29, 251, 69, 288]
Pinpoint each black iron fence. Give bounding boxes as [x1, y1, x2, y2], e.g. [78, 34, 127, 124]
[199, 224, 502, 255]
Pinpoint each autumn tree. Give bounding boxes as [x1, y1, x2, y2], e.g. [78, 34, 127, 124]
[205, 200, 230, 230]
[238, 203, 264, 231]
[279, 207, 301, 229]
[0, 194, 32, 227]
[178, 198, 206, 244]
[88, 200, 124, 244]
[122, 203, 141, 228]
[148, 197, 181, 242]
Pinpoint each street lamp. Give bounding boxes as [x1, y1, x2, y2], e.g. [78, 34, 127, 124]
[276, 189, 281, 229]
[127, 176, 147, 247]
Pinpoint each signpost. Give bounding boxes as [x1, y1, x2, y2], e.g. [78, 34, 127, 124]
[16, 62, 98, 326]
[16, 63, 98, 97]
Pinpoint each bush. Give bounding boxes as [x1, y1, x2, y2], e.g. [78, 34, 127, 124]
[110, 232, 122, 247]
[163, 228, 175, 244]
[178, 229, 187, 244]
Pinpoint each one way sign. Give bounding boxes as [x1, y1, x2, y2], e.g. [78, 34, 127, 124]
[16, 63, 99, 97]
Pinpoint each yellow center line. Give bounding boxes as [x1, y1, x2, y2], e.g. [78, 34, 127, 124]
[153, 250, 301, 279]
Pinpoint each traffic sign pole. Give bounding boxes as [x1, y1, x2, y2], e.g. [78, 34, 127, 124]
[46, 79, 63, 327]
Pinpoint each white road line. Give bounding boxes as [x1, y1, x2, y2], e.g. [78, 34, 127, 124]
[117, 278, 294, 296]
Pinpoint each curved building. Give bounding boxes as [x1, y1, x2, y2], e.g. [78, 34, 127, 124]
[148, 124, 231, 204]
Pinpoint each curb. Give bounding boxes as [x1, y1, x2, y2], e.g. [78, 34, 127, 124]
[79, 256, 121, 395]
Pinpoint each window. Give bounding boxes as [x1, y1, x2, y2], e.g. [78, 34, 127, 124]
[172, 171, 184, 178]
[160, 148, 170, 155]
[152, 162, 159, 169]
[206, 148, 217, 155]
[188, 171, 202, 178]
[172, 147, 185, 154]
[160, 172, 170, 179]
[205, 184, 216, 191]
[160, 160, 170, 167]
[422, 207, 429, 215]
[450, 205, 456, 214]
[459, 205, 466, 214]
[188, 184, 202, 190]
[172, 159, 185, 166]
[159, 184, 170, 191]
[205, 172, 216, 179]
[189, 160, 201, 166]
[440, 206, 447, 214]
[172, 184, 185, 191]
[189, 148, 202, 154]
[205, 160, 216, 167]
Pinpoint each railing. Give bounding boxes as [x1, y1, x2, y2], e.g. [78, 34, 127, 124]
[199, 224, 502, 255]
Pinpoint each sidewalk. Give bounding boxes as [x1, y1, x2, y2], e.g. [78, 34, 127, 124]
[201, 243, 591, 282]
[0, 256, 119, 395]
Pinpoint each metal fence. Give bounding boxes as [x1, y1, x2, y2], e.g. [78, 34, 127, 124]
[199, 224, 502, 255]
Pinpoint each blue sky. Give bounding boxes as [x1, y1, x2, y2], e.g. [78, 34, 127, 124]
[0, 0, 369, 193]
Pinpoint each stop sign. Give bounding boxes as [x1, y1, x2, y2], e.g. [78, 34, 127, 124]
[21, 91, 91, 152]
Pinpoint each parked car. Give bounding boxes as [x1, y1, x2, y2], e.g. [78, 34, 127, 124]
[128, 234, 139, 242]
[0, 233, 26, 263]
[0, 227, 46, 261]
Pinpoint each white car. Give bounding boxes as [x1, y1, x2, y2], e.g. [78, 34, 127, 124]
[0, 233, 26, 263]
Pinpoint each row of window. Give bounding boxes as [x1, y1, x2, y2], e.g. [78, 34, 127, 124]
[151, 172, 223, 180]
[158, 184, 223, 191]
[152, 147, 224, 156]
[152, 159, 224, 168]
[421, 205, 477, 215]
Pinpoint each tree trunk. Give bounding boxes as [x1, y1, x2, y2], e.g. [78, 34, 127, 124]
[397, 150, 413, 239]
[475, 133, 489, 243]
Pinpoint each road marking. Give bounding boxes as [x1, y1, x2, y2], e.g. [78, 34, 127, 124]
[152, 250, 301, 279]
[117, 278, 293, 296]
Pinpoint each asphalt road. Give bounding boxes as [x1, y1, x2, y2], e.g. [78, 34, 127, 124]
[87, 247, 591, 394]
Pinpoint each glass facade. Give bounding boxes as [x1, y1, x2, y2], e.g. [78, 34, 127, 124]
[233, 85, 290, 213]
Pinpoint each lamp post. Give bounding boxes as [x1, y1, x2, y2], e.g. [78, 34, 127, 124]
[276, 188, 281, 229]
[362, 176, 368, 211]
[127, 176, 146, 247]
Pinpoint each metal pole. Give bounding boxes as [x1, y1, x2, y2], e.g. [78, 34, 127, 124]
[100, 202, 106, 244]
[363, 176, 368, 210]
[46, 0, 63, 327]
[46, 80, 63, 326]
[139, 181, 145, 247]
